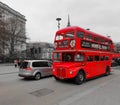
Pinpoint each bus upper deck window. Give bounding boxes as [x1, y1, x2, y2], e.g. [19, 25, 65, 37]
[65, 32, 74, 38]
[94, 37, 99, 42]
[86, 35, 92, 40]
[100, 38, 105, 44]
[76, 32, 84, 38]
[56, 35, 63, 40]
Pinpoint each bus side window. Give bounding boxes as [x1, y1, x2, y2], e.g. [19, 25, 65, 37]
[94, 56, 99, 61]
[86, 34, 92, 40]
[100, 38, 105, 44]
[76, 32, 84, 38]
[100, 56, 105, 61]
[105, 56, 109, 60]
[87, 56, 93, 62]
[94, 37, 99, 42]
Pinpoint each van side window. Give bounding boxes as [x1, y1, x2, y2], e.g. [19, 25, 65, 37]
[32, 62, 39, 67]
[32, 62, 49, 67]
[42, 62, 49, 67]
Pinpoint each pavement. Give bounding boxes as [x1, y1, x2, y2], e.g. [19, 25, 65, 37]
[0, 65, 120, 105]
[0, 63, 14, 66]
[0, 63, 18, 75]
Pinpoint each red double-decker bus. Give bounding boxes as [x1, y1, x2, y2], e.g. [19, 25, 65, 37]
[52, 26, 114, 84]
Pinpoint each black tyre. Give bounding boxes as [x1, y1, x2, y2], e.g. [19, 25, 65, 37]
[35, 73, 41, 80]
[54, 76, 59, 81]
[74, 71, 85, 85]
[105, 66, 110, 76]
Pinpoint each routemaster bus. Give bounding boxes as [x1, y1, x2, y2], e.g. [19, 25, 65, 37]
[52, 26, 114, 84]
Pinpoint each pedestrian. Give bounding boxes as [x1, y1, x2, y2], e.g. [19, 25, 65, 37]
[14, 60, 18, 68]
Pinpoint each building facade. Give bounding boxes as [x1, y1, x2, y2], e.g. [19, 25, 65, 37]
[114, 42, 120, 53]
[26, 42, 54, 60]
[0, 1, 26, 61]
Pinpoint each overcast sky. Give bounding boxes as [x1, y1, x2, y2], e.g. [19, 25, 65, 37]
[1, 0, 120, 43]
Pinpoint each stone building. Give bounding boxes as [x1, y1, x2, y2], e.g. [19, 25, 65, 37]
[114, 42, 120, 53]
[26, 42, 54, 60]
[0, 1, 26, 61]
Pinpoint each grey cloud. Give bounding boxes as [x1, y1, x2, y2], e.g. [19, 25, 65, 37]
[1, 0, 120, 42]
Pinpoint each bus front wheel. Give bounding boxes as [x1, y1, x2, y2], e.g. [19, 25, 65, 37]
[74, 71, 85, 85]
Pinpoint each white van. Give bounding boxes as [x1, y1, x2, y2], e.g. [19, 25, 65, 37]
[18, 60, 52, 80]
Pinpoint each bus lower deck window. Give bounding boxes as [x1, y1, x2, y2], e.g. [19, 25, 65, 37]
[87, 56, 93, 61]
[94, 56, 99, 61]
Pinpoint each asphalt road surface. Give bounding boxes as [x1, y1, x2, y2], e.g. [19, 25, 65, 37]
[0, 65, 120, 105]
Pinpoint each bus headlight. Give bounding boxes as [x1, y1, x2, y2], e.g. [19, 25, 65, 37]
[70, 40, 76, 48]
[70, 70, 73, 74]
[53, 69, 55, 72]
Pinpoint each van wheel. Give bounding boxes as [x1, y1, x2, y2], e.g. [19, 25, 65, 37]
[35, 73, 41, 80]
[105, 66, 110, 76]
[74, 71, 85, 85]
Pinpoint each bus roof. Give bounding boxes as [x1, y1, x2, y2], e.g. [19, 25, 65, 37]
[56, 26, 112, 41]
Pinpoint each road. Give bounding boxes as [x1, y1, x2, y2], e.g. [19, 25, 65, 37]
[0, 65, 120, 105]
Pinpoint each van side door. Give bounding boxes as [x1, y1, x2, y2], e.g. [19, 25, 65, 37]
[40, 61, 52, 76]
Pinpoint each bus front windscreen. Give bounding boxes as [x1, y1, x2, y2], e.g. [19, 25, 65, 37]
[53, 52, 61, 62]
[53, 52, 84, 62]
[62, 52, 84, 62]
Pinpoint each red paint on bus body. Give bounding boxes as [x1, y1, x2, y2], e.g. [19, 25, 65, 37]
[52, 26, 113, 84]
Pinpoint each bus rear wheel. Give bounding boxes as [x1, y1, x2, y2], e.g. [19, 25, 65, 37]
[74, 71, 85, 85]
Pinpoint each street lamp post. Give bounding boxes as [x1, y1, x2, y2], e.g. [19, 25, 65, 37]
[56, 18, 61, 30]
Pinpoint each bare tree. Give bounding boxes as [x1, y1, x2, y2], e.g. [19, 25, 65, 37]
[0, 18, 8, 61]
[5, 17, 27, 60]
